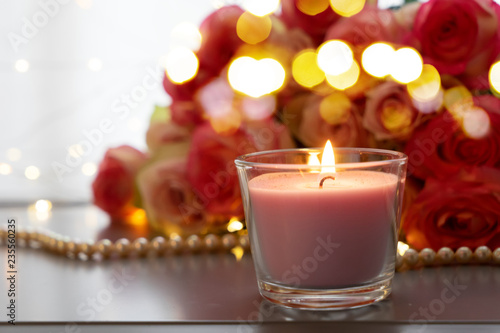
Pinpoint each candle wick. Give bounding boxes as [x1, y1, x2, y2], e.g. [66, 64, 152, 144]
[319, 176, 336, 188]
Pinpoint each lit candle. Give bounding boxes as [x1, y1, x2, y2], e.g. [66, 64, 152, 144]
[236, 142, 407, 309]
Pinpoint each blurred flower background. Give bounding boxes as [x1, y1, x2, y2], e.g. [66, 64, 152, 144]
[3, 0, 500, 250]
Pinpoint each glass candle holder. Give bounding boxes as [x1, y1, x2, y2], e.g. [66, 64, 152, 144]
[235, 147, 408, 310]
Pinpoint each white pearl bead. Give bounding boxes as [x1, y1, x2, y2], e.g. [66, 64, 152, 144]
[77, 241, 94, 256]
[403, 249, 419, 267]
[132, 237, 148, 256]
[419, 248, 436, 265]
[115, 238, 131, 256]
[455, 246, 472, 263]
[94, 239, 113, 256]
[437, 247, 454, 264]
[168, 236, 183, 253]
[150, 236, 166, 253]
[186, 235, 202, 252]
[204, 234, 221, 251]
[222, 234, 237, 250]
[474, 246, 492, 263]
[493, 247, 500, 264]
[396, 253, 404, 270]
[238, 234, 251, 250]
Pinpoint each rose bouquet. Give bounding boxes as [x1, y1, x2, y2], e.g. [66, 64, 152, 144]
[92, 0, 500, 250]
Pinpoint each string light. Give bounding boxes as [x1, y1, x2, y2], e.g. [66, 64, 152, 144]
[317, 40, 354, 76]
[390, 47, 423, 84]
[25, 166, 40, 180]
[242, 0, 280, 17]
[361, 42, 395, 78]
[164, 47, 199, 84]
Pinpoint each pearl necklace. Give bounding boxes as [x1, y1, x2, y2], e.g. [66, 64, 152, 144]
[2, 226, 500, 271]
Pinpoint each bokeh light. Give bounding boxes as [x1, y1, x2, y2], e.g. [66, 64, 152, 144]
[227, 218, 244, 232]
[297, 0, 330, 15]
[325, 59, 360, 90]
[391, 47, 423, 84]
[489, 60, 500, 96]
[0, 163, 12, 175]
[462, 107, 490, 139]
[164, 47, 199, 84]
[242, 0, 280, 16]
[317, 40, 354, 76]
[237, 12, 272, 44]
[35, 200, 53, 213]
[407, 64, 441, 102]
[397, 241, 409, 256]
[6, 148, 22, 161]
[228, 56, 285, 98]
[82, 162, 97, 176]
[25, 166, 40, 180]
[319, 92, 352, 125]
[14, 59, 30, 73]
[292, 50, 325, 88]
[87, 57, 103, 72]
[361, 42, 395, 78]
[443, 86, 473, 120]
[330, 0, 365, 17]
[380, 100, 413, 133]
[170, 22, 202, 51]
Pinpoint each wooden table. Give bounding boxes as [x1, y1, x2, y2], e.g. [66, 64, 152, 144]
[1, 204, 499, 332]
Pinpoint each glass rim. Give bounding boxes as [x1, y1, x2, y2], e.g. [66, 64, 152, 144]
[235, 147, 408, 169]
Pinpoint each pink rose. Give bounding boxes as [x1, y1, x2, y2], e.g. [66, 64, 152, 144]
[137, 157, 206, 233]
[325, 5, 404, 46]
[243, 117, 296, 151]
[413, 0, 500, 75]
[92, 145, 147, 218]
[403, 167, 500, 250]
[186, 123, 258, 218]
[280, 0, 340, 46]
[295, 93, 368, 147]
[363, 81, 424, 141]
[146, 120, 191, 153]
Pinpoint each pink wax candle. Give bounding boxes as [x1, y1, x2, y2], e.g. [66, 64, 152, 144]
[248, 170, 398, 288]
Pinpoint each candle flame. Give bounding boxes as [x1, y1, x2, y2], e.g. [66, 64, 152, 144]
[321, 140, 336, 173]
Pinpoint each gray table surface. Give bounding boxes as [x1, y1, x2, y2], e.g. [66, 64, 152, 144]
[1, 204, 500, 332]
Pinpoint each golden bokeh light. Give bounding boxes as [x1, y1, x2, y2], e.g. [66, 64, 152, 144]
[242, 0, 280, 17]
[227, 218, 244, 232]
[317, 40, 354, 76]
[228, 56, 285, 98]
[380, 101, 413, 132]
[443, 86, 473, 120]
[0, 163, 12, 175]
[391, 47, 423, 84]
[330, 0, 365, 17]
[292, 50, 325, 88]
[81, 162, 97, 176]
[325, 59, 360, 90]
[25, 166, 40, 180]
[237, 12, 272, 45]
[397, 241, 409, 256]
[231, 246, 245, 261]
[319, 92, 352, 125]
[361, 42, 395, 78]
[489, 60, 500, 95]
[164, 47, 199, 84]
[35, 199, 53, 213]
[297, 0, 330, 15]
[462, 107, 490, 139]
[170, 22, 202, 52]
[407, 64, 441, 102]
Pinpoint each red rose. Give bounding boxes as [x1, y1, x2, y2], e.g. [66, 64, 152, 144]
[405, 95, 500, 180]
[280, 0, 340, 46]
[137, 157, 206, 234]
[403, 168, 500, 250]
[186, 123, 257, 217]
[413, 0, 500, 75]
[325, 5, 404, 46]
[92, 145, 147, 218]
[363, 81, 424, 141]
[294, 92, 368, 147]
[197, 5, 245, 76]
